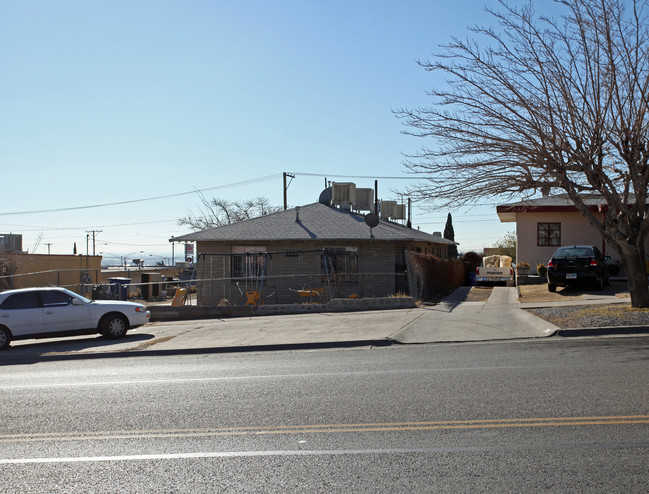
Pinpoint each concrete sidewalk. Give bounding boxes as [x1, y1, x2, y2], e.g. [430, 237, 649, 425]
[391, 286, 558, 344]
[4, 286, 647, 361]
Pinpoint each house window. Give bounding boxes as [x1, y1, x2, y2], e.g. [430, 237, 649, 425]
[231, 246, 266, 279]
[322, 247, 358, 276]
[538, 223, 561, 246]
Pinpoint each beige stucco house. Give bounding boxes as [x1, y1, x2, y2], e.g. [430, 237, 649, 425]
[496, 195, 642, 276]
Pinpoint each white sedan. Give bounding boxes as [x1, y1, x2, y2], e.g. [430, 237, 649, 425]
[0, 287, 150, 350]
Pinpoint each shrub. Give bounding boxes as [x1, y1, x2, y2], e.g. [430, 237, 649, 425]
[462, 251, 483, 272]
[536, 263, 547, 277]
[408, 252, 465, 300]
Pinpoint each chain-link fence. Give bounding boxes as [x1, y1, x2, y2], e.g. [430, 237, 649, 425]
[193, 250, 411, 307]
[192, 271, 410, 307]
[0, 250, 422, 307]
[0, 269, 98, 297]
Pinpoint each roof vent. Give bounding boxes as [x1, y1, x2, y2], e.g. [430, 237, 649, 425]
[295, 206, 301, 223]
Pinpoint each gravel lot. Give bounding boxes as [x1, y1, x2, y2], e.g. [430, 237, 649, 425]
[527, 304, 649, 329]
[517, 281, 647, 328]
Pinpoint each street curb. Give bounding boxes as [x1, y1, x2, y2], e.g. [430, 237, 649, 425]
[387, 334, 556, 345]
[555, 326, 649, 337]
[0, 339, 393, 365]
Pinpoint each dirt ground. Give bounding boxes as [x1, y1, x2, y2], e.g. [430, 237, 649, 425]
[517, 280, 630, 303]
[464, 286, 494, 302]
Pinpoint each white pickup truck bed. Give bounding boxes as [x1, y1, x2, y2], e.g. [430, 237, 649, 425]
[475, 255, 514, 285]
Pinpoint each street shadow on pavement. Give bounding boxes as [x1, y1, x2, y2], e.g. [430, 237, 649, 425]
[0, 336, 390, 366]
[553, 337, 649, 362]
[0, 333, 155, 366]
[422, 286, 475, 312]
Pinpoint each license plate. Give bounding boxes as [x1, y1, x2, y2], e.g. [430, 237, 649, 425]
[566, 273, 577, 279]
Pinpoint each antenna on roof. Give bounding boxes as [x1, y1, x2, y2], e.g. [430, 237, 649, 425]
[365, 212, 379, 239]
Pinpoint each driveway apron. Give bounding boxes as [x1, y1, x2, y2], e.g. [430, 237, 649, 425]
[391, 286, 559, 344]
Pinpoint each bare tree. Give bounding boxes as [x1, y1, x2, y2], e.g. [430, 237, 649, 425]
[396, 0, 649, 307]
[178, 193, 281, 231]
[0, 255, 18, 290]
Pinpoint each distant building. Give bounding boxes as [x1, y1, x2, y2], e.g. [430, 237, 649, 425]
[0, 252, 101, 294]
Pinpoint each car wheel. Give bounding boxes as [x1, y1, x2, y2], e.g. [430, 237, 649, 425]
[100, 314, 128, 339]
[0, 327, 11, 350]
[548, 283, 557, 292]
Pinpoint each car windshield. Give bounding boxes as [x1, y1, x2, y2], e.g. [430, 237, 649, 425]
[554, 247, 594, 258]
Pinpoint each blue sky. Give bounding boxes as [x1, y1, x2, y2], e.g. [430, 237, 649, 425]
[1, 0, 523, 260]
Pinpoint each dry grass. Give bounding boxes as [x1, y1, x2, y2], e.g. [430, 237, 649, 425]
[518, 281, 630, 303]
[571, 305, 649, 317]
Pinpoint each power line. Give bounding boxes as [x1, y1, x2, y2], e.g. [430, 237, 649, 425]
[291, 172, 414, 180]
[414, 212, 496, 218]
[417, 218, 501, 225]
[0, 174, 280, 217]
[6, 219, 178, 232]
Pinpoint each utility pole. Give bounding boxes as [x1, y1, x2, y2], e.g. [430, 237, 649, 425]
[283, 172, 295, 210]
[86, 230, 103, 256]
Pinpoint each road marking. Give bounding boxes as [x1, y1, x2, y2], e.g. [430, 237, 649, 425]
[2, 442, 649, 465]
[1, 415, 647, 443]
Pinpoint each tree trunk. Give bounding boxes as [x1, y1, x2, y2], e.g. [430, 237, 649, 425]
[617, 246, 649, 308]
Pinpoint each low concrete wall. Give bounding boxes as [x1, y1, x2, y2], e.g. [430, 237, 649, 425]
[516, 275, 547, 286]
[149, 297, 416, 322]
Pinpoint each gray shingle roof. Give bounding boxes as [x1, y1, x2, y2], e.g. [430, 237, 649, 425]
[172, 202, 456, 245]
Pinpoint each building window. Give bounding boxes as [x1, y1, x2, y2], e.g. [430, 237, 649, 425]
[322, 247, 358, 280]
[231, 246, 266, 279]
[538, 223, 561, 246]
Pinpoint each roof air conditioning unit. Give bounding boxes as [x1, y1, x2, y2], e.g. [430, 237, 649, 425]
[332, 182, 356, 207]
[380, 200, 397, 219]
[0, 234, 23, 253]
[354, 188, 374, 211]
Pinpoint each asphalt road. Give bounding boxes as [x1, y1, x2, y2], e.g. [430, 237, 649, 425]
[1, 337, 648, 493]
